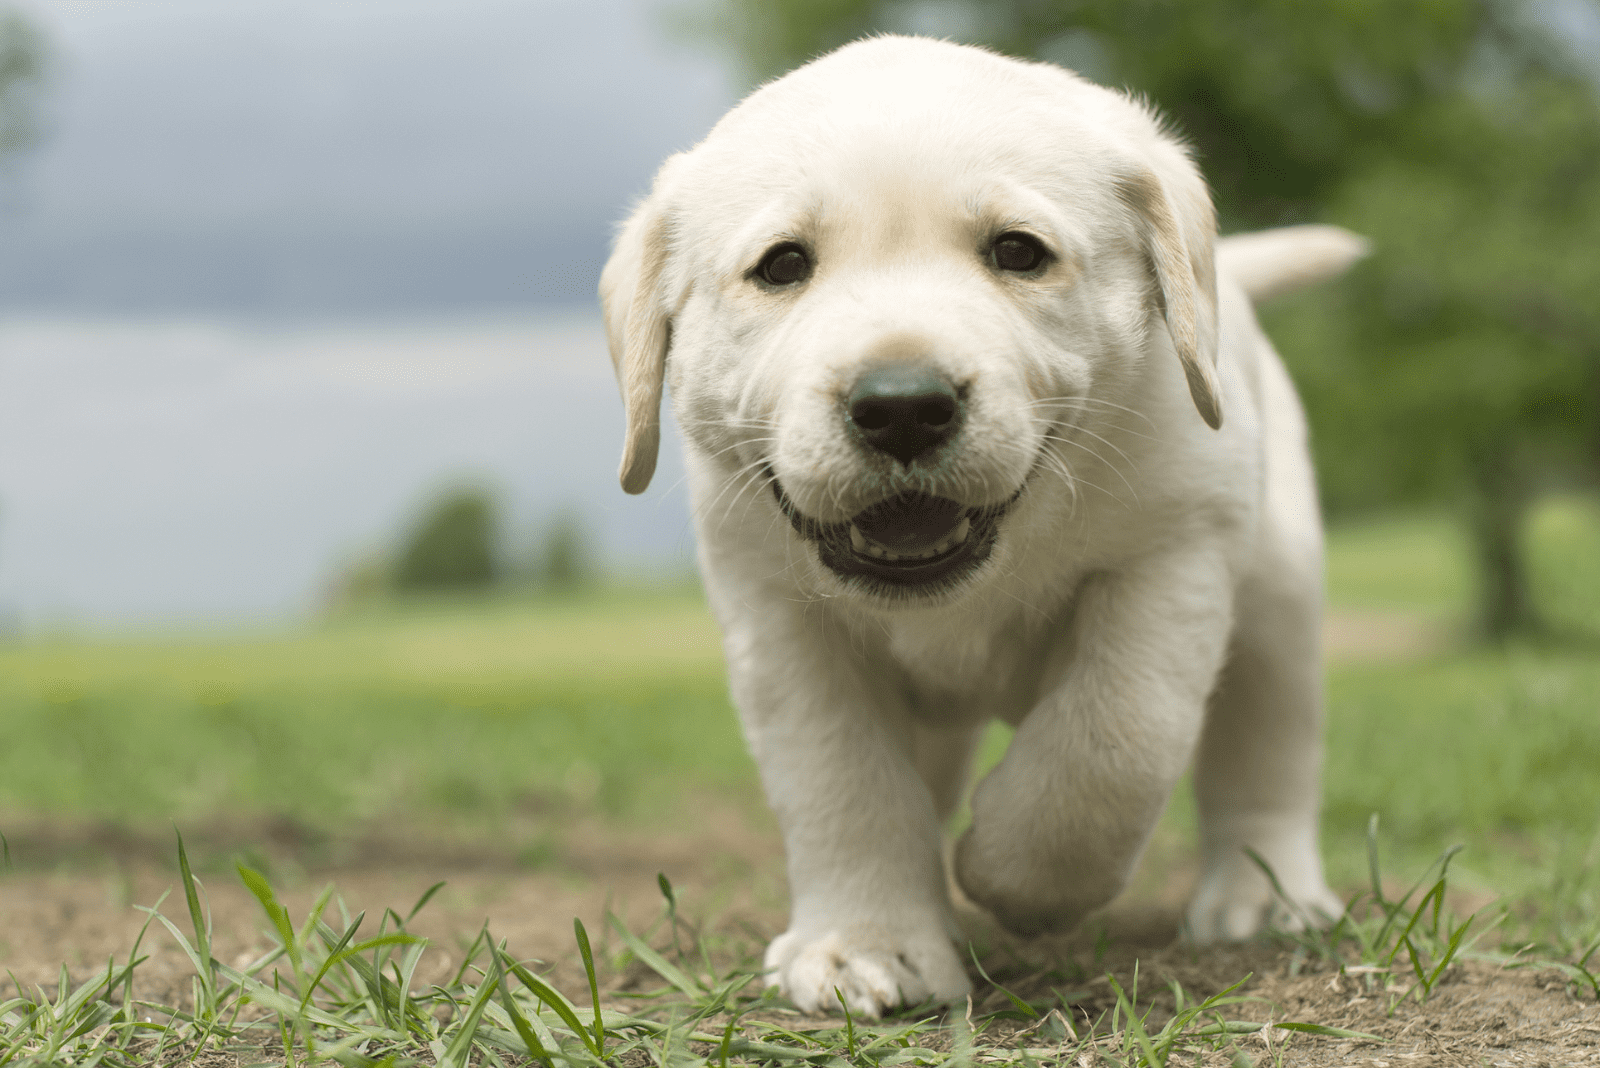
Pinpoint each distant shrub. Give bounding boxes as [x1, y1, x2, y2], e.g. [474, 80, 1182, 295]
[392, 486, 500, 591]
[323, 550, 390, 609]
[533, 511, 594, 592]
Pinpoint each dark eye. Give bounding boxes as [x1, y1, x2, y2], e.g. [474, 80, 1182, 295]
[756, 243, 811, 286]
[991, 232, 1049, 273]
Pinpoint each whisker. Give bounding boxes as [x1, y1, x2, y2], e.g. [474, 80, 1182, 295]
[1044, 433, 1139, 503]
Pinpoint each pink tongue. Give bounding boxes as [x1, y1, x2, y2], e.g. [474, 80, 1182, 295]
[852, 494, 964, 551]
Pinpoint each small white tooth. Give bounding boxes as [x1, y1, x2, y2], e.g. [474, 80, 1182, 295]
[869, 545, 887, 559]
[951, 517, 972, 545]
[850, 525, 869, 553]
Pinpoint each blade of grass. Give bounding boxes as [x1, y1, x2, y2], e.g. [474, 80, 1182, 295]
[1274, 1021, 1386, 1041]
[211, 960, 403, 1042]
[657, 873, 684, 963]
[490, 946, 553, 1068]
[237, 864, 301, 976]
[1383, 880, 1446, 969]
[1244, 847, 1319, 933]
[1422, 912, 1477, 995]
[302, 912, 366, 1012]
[435, 959, 502, 1068]
[834, 988, 856, 1057]
[116, 897, 164, 1049]
[406, 881, 447, 925]
[717, 1015, 737, 1068]
[504, 959, 603, 1056]
[174, 830, 216, 1010]
[574, 917, 605, 1052]
[1105, 971, 1160, 1068]
[1367, 814, 1386, 912]
[967, 944, 1040, 1020]
[606, 911, 701, 998]
[294, 885, 338, 973]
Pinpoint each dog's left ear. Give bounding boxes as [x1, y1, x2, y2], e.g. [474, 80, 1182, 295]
[600, 183, 677, 494]
[1117, 165, 1222, 429]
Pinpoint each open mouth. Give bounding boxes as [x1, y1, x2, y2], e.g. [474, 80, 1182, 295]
[769, 474, 1017, 593]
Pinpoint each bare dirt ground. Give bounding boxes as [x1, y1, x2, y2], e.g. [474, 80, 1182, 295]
[4, 614, 1593, 1064]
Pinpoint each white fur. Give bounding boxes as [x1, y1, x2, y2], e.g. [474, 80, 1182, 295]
[601, 36, 1359, 1018]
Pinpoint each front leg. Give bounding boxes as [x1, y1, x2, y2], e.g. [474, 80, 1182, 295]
[719, 602, 972, 1017]
[957, 551, 1234, 934]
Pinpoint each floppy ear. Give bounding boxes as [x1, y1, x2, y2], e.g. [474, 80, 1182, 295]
[1116, 166, 1222, 429]
[599, 199, 674, 494]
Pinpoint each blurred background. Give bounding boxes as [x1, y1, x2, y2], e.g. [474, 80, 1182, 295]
[1, 0, 1598, 932]
[0, 0, 732, 627]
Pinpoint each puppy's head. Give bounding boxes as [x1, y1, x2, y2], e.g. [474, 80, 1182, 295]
[602, 36, 1219, 604]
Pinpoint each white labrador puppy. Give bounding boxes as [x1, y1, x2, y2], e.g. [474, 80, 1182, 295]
[601, 36, 1362, 1017]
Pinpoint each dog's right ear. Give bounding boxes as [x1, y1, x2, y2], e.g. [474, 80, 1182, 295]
[600, 191, 675, 495]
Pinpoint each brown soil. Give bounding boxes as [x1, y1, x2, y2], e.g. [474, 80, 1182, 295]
[1323, 609, 1446, 664]
[2, 807, 1593, 1066]
[0, 804, 787, 1005]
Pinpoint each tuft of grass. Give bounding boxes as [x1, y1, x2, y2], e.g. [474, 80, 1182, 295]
[1, 834, 1406, 1068]
[1253, 816, 1500, 1015]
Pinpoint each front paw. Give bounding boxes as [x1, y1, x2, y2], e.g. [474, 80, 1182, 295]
[954, 824, 1121, 937]
[764, 923, 971, 1018]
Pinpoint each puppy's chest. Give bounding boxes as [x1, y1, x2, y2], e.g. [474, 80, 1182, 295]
[884, 616, 1060, 728]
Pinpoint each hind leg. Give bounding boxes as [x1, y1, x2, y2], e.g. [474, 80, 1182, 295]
[1188, 487, 1342, 938]
[909, 721, 984, 825]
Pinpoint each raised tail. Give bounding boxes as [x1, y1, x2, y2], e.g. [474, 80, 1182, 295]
[1217, 224, 1369, 305]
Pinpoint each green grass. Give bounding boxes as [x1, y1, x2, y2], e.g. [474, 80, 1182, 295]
[1323, 510, 1476, 616]
[1322, 493, 1600, 629]
[0, 587, 748, 831]
[0, 834, 1385, 1068]
[4, 501, 1600, 1064]
[3, 498, 1599, 888]
[1317, 495, 1600, 896]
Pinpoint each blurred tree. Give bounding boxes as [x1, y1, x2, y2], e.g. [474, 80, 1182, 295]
[0, 4, 47, 160]
[534, 511, 595, 592]
[689, 0, 1600, 639]
[392, 486, 501, 592]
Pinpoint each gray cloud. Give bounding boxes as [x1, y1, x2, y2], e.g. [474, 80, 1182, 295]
[1, 0, 733, 314]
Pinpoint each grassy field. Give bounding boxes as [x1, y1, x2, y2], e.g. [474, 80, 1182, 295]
[0, 587, 747, 835]
[4, 499, 1600, 1065]
[3, 499, 1599, 889]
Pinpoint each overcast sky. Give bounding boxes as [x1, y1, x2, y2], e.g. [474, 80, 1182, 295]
[0, 0, 736, 315]
[0, 0, 734, 627]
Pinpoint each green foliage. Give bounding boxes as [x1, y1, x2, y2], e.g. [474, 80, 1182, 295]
[685, 0, 1600, 637]
[533, 510, 596, 592]
[0, 4, 47, 159]
[391, 485, 500, 592]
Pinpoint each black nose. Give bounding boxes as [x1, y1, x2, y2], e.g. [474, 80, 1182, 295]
[847, 363, 961, 466]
